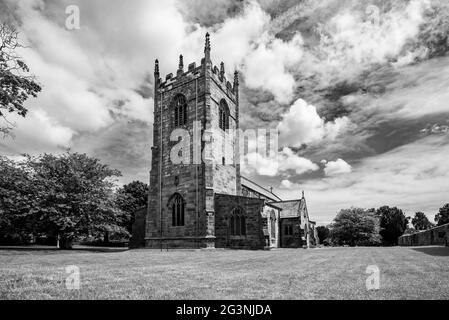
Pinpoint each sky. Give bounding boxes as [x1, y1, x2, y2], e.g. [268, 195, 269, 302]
[1, 0, 449, 225]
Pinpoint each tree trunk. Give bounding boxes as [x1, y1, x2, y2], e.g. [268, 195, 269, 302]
[59, 236, 73, 250]
[104, 231, 109, 245]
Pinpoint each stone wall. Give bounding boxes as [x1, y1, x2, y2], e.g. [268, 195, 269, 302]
[262, 205, 280, 248]
[214, 194, 265, 249]
[280, 218, 303, 248]
[398, 223, 449, 246]
[146, 63, 207, 245]
[145, 51, 241, 249]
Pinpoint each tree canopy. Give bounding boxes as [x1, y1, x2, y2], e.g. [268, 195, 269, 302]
[316, 226, 330, 244]
[435, 204, 449, 226]
[377, 206, 409, 245]
[329, 207, 381, 246]
[0, 152, 127, 248]
[0, 22, 41, 136]
[411, 212, 433, 231]
[115, 180, 148, 233]
[0, 156, 36, 242]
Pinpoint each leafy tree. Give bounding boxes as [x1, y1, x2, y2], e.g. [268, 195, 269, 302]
[329, 207, 381, 246]
[27, 152, 126, 248]
[115, 181, 148, 234]
[435, 204, 449, 226]
[411, 212, 433, 231]
[316, 226, 330, 244]
[376, 206, 409, 246]
[0, 23, 41, 136]
[0, 156, 37, 243]
[403, 228, 418, 235]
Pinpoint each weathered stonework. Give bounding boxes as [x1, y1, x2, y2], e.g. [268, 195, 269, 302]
[399, 223, 449, 246]
[145, 35, 240, 249]
[214, 194, 265, 249]
[137, 34, 317, 250]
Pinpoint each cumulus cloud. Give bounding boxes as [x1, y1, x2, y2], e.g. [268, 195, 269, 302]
[323, 159, 352, 176]
[0, 0, 167, 158]
[278, 135, 449, 224]
[298, 0, 433, 85]
[2, 0, 449, 227]
[242, 147, 319, 177]
[210, 1, 304, 103]
[420, 123, 449, 135]
[244, 33, 303, 103]
[277, 99, 349, 147]
[279, 179, 301, 190]
[0, 110, 74, 154]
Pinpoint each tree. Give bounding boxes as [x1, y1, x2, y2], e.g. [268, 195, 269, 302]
[115, 181, 148, 234]
[26, 152, 126, 249]
[0, 156, 37, 244]
[376, 206, 409, 246]
[316, 226, 330, 244]
[411, 212, 433, 231]
[435, 204, 449, 226]
[329, 207, 381, 246]
[403, 228, 418, 235]
[0, 22, 41, 136]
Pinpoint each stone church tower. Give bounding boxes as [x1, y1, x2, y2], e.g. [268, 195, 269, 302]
[140, 33, 317, 250]
[145, 33, 242, 248]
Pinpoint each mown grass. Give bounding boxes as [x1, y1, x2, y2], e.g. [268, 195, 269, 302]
[0, 246, 448, 299]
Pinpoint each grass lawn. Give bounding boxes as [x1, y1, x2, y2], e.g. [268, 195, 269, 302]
[0, 246, 448, 300]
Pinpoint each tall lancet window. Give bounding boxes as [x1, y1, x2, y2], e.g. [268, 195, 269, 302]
[174, 95, 187, 127]
[219, 99, 229, 131]
[170, 193, 185, 227]
[230, 207, 246, 236]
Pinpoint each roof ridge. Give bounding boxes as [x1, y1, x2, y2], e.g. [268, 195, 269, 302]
[269, 199, 303, 203]
[241, 176, 282, 201]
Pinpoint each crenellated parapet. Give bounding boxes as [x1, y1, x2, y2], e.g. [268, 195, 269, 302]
[210, 61, 238, 103]
[154, 33, 239, 102]
[157, 63, 203, 93]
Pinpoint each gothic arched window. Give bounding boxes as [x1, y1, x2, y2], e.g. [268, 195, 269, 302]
[219, 99, 229, 131]
[230, 207, 246, 236]
[174, 95, 187, 127]
[170, 193, 185, 227]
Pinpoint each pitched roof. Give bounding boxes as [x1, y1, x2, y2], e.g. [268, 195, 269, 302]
[269, 199, 305, 219]
[241, 176, 282, 202]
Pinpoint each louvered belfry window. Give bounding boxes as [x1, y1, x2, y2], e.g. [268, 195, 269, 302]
[219, 99, 229, 131]
[174, 95, 187, 127]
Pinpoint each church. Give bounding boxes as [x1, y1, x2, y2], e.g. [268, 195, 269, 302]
[131, 34, 318, 250]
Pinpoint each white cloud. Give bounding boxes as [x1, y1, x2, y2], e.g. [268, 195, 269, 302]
[2, 110, 74, 154]
[323, 159, 352, 176]
[302, 0, 432, 85]
[242, 147, 319, 177]
[212, 1, 270, 68]
[1, 0, 309, 157]
[277, 99, 349, 147]
[210, 1, 305, 103]
[278, 135, 449, 225]
[244, 33, 303, 103]
[279, 179, 301, 190]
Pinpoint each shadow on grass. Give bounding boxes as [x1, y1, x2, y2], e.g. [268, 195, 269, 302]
[0, 245, 129, 253]
[412, 246, 449, 256]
